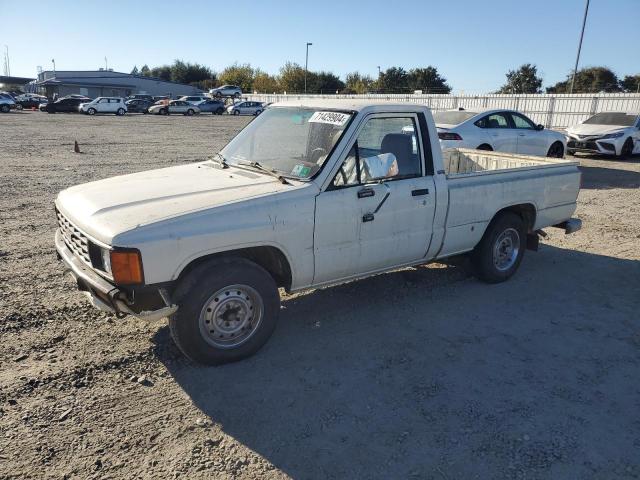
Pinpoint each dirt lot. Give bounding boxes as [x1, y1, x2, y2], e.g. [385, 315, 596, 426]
[1, 111, 639, 480]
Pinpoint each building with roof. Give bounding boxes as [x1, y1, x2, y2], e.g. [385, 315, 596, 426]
[27, 70, 203, 99]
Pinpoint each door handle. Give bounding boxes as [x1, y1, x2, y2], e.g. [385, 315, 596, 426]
[357, 187, 375, 198]
[518, 133, 526, 137]
[362, 213, 375, 222]
[411, 188, 429, 196]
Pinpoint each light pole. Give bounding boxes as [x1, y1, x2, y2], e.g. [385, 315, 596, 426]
[304, 42, 312, 94]
[569, 0, 589, 94]
[51, 58, 56, 75]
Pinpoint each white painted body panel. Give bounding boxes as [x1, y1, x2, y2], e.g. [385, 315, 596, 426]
[54, 101, 581, 293]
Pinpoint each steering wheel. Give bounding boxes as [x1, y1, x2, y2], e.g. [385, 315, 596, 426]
[309, 147, 328, 164]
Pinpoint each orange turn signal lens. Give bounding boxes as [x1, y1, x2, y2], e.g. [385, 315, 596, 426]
[110, 250, 144, 285]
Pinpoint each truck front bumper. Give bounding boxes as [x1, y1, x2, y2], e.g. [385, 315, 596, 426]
[55, 230, 177, 321]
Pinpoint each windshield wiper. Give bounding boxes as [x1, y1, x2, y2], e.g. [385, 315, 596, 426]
[211, 152, 229, 169]
[237, 161, 290, 185]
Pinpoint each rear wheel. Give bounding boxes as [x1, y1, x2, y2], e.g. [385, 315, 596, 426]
[255, 109, 262, 116]
[169, 257, 280, 365]
[546, 141, 564, 158]
[233, 109, 240, 116]
[234, 92, 241, 98]
[160, 108, 168, 115]
[186, 109, 194, 116]
[477, 144, 493, 151]
[471, 212, 526, 283]
[116, 108, 125, 116]
[0, 105, 10, 113]
[620, 137, 634, 158]
[16, 104, 23, 110]
[216, 107, 224, 115]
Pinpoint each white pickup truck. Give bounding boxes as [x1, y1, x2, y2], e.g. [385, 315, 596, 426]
[55, 100, 582, 364]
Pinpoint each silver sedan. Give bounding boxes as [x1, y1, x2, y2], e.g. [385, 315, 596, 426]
[226, 101, 264, 116]
[148, 100, 200, 116]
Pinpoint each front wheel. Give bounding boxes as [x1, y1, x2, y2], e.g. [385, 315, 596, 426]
[16, 104, 23, 111]
[186, 109, 194, 116]
[0, 105, 10, 113]
[216, 107, 224, 115]
[546, 141, 564, 158]
[87, 108, 96, 115]
[620, 137, 634, 158]
[234, 92, 241, 98]
[169, 257, 280, 365]
[233, 109, 240, 116]
[471, 212, 526, 283]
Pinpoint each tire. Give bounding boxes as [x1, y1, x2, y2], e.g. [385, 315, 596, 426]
[567, 149, 576, 156]
[0, 105, 9, 113]
[186, 109, 194, 116]
[620, 137, 634, 158]
[255, 109, 262, 116]
[216, 107, 224, 115]
[214, 92, 222, 99]
[160, 108, 168, 115]
[169, 257, 280, 365]
[471, 212, 526, 284]
[116, 108, 125, 116]
[87, 108, 96, 115]
[477, 144, 493, 151]
[234, 92, 241, 98]
[233, 109, 240, 116]
[16, 104, 23, 111]
[546, 141, 564, 158]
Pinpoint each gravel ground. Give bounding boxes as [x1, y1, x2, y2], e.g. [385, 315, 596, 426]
[1, 111, 639, 480]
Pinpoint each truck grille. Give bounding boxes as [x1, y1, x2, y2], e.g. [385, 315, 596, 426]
[57, 210, 92, 266]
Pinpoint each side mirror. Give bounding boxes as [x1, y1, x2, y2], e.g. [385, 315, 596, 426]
[536, 124, 544, 131]
[362, 153, 398, 181]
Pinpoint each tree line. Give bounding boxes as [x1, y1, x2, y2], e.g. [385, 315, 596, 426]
[130, 60, 639, 95]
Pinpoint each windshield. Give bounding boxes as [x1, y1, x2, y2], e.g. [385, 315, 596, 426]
[219, 107, 353, 180]
[584, 112, 637, 126]
[433, 110, 477, 125]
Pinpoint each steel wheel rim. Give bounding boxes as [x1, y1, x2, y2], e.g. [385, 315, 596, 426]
[198, 284, 264, 349]
[493, 228, 520, 271]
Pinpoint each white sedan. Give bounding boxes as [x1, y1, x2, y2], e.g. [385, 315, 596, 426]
[566, 112, 640, 158]
[432, 109, 567, 157]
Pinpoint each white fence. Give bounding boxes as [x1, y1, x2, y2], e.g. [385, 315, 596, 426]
[246, 93, 640, 129]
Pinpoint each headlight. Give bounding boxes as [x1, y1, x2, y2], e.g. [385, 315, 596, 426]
[101, 248, 112, 274]
[601, 131, 624, 139]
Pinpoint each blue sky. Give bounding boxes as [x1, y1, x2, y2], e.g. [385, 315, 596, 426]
[2, 0, 637, 93]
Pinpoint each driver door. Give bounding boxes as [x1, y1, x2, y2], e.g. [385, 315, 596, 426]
[313, 114, 436, 284]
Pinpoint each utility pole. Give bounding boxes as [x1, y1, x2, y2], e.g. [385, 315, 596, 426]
[3, 46, 10, 76]
[304, 42, 312, 94]
[51, 59, 56, 75]
[105, 57, 108, 71]
[569, 0, 589, 94]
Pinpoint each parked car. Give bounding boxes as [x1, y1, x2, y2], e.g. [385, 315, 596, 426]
[45, 97, 90, 113]
[209, 85, 242, 98]
[14, 94, 48, 110]
[148, 100, 200, 115]
[80, 97, 127, 115]
[39, 100, 49, 112]
[428, 109, 566, 157]
[179, 95, 209, 105]
[152, 95, 170, 103]
[566, 111, 640, 157]
[195, 99, 226, 115]
[54, 100, 582, 365]
[125, 99, 153, 114]
[226, 101, 264, 116]
[0, 93, 17, 112]
[127, 94, 154, 102]
[0, 92, 17, 113]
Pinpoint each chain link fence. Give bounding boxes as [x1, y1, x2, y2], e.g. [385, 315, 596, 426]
[246, 93, 640, 129]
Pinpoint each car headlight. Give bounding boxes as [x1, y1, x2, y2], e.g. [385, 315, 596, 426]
[601, 131, 624, 139]
[101, 248, 112, 274]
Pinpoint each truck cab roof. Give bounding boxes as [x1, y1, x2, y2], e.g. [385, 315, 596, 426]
[270, 99, 431, 114]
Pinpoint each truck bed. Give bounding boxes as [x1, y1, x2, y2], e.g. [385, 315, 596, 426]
[436, 149, 581, 258]
[442, 148, 578, 177]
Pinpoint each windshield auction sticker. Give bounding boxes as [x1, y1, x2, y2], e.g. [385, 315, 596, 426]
[309, 111, 350, 126]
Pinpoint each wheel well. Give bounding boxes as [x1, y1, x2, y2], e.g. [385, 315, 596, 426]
[177, 246, 293, 291]
[495, 204, 537, 232]
[477, 143, 493, 151]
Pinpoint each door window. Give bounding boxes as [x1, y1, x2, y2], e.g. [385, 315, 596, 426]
[476, 112, 510, 128]
[332, 116, 421, 188]
[510, 112, 535, 129]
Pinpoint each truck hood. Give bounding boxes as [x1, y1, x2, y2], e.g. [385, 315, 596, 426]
[567, 123, 630, 137]
[56, 162, 301, 244]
